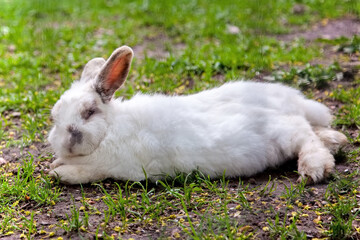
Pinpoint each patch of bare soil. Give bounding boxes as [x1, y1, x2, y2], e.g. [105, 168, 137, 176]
[276, 17, 360, 69]
[0, 112, 51, 165]
[133, 33, 186, 60]
[279, 17, 360, 42]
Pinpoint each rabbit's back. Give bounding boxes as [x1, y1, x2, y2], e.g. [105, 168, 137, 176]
[192, 81, 332, 126]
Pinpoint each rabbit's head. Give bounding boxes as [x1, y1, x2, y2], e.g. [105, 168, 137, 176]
[48, 46, 133, 158]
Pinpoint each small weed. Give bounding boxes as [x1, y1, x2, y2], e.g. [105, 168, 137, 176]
[235, 191, 252, 211]
[325, 197, 359, 240]
[0, 212, 19, 235]
[97, 182, 130, 221]
[281, 178, 307, 204]
[22, 211, 36, 239]
[62, 202, 85, 233]
[338, 35, 360, 54]
[269, 63, 342, 89]
[267, 209, 307, 240]
[324, 172, 360, 239]
[259, 176, 278, 197]
[325, 171, 359, 199]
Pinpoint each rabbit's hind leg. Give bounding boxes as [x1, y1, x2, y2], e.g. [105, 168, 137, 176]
[313, 127, 348, 155]
[297, 139, 335, 184]
[275, 116, 335, 183]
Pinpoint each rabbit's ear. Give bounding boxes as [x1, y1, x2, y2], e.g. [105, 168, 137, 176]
[81, 58, 106, 82]
[95, 46, 133, 103]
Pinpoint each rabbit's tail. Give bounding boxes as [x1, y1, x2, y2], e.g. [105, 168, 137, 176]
[301, 99, 332, 127]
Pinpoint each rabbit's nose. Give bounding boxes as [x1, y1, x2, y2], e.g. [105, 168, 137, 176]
[68, 125, 83, 147]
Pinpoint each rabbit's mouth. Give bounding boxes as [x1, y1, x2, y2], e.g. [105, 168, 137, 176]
[64, 150, 87, 158]
[63, 130, 107, 158]
[61, 145, 97, 158]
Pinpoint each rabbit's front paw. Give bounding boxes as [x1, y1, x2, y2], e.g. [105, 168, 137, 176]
[298, 149, 335, 184]
[49, 164, 105, 184]
[50, 165, 89, 184]
[50, 159, 65, 170]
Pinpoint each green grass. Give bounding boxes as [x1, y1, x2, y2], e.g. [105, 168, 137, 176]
[1, 0, 360, 239]
[332, 84, 360, 128]
[267, 209, 307, 240]
[324, 172, 360, 239]
[0, 156, 61, 236]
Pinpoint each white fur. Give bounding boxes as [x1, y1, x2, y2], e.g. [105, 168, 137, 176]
[48, 47, 347, 184]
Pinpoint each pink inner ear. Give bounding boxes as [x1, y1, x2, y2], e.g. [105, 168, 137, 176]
[104, 53, 131, 89]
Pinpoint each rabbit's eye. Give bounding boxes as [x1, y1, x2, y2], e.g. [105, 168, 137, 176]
[81, 107, 98, 120]
[87, 109, 95, 116]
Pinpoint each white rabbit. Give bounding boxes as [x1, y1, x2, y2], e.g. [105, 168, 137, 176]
[48, 46, 348, 184]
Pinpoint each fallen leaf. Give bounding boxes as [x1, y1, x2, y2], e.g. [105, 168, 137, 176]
[313, 216, 321, 224]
